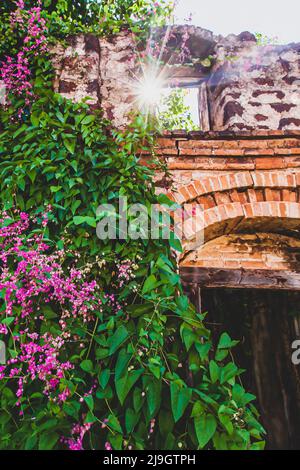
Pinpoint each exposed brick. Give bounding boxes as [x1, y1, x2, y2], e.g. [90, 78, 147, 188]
[208, 176, 222, 192]
[224, 260, 241, 268]
[178, 148, 213, 156]
[244, 149, 275, 156]
[172, 191, 186, 205]
[230, 189, 248, 204]
[234, 171, 253, 188]
[223, 158, 256, 170]
[265, 188, 281, 202]
[203, 210, 216, 229]
[282, 189, 297, 202]
[178, 187, 191, 202]
[213, 148, 243, 156]
[153, 134, 300, 269]
[241, 260, 268, 269]
[255, 157, 286, 169]
[255, 189, 265, 202]
[215, 204, 228, 222]
[286, 202, 300, 218]
[252, 171, 270, 187]
[161, 148, 179, 156]
[267, 138, 300, 149]
[223, 202, 244, 219]
[187, 184, 198, 199]
[243, 203, 254, 217]
[279, 202, 288, 217]
[156, 138, 177, 148]
[214, 191, 232, 205]
[196, 195, 216, 210]
[238, 140, 269, 149]
[247, 189, 260, 203]
[218, 174, 232, 191]
[201, 178, 214, 193]
[193, 180, 206, 195]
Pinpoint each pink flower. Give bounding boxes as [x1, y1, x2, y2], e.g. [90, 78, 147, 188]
[105, 442, 112, 450]
[0, 1, 48, 116]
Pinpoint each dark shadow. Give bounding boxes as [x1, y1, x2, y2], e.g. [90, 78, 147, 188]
[201, 288, 300, 450]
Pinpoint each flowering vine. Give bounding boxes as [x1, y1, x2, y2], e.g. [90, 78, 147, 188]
[0, 0, 48, 115]
[0, 211, 118, 447]
[0, 0, 265, 452]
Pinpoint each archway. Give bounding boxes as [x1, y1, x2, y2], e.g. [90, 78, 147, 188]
[176, 181, 300, 448]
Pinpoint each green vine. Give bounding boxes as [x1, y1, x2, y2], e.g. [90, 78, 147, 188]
[0, 1, 265, 450]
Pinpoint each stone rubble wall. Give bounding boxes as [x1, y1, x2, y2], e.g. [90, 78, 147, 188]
[51, 33, 136, 127]
[208, 40, 300, 131]
[51, 27, 300, 131]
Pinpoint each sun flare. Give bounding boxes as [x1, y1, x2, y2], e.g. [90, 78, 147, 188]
[133, 67, 167, 113]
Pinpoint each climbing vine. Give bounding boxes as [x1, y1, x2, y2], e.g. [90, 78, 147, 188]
[0, 1, 265, 450]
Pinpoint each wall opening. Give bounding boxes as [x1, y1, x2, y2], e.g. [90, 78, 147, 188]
[157, 85, 200, 131]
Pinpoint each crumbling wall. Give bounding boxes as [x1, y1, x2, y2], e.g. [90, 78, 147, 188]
[208, 40, 300, 131]
[51, 33, 136, 127]
[51, 35, 100, 108]
[51, 27, 300, 131]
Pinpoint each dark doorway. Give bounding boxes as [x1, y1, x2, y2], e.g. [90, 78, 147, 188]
[201, 288, 300, 449]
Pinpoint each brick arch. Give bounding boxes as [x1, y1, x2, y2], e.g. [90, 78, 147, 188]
[181, 201, 300, 251]
[167, 170, 300, 208]
[152, 132, 300, 288]
[165, 169, 300, 250]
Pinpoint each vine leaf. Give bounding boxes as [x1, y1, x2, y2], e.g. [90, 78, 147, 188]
[115, 369, 143, 405]
[170, 382, 192, 422]
[194, 413, 217, 449]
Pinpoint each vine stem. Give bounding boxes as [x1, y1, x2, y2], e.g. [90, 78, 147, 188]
[86, 317, 99, 359]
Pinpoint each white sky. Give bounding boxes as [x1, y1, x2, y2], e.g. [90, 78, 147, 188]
[173, 0, 300, 44]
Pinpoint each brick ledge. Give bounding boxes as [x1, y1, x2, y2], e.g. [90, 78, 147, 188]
[159, 129, 300, 140]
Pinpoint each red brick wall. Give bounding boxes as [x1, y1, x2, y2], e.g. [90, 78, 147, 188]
[145, 130, 300, 278]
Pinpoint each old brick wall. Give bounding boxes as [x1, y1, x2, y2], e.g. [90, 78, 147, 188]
[143, 130, 300, 289]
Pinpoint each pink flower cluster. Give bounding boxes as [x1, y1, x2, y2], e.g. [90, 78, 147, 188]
[61, 422, 92, 451]
[0, 1, 48, 114]
[10, 1, 48, 56]
[116, 261, 133, 287]
[0, 333, 73, 407]
[0, 213, 99, 323]
[0, 53, 32, 104]
[0, 211, 102, 407]
[0, 210, 128, 449]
